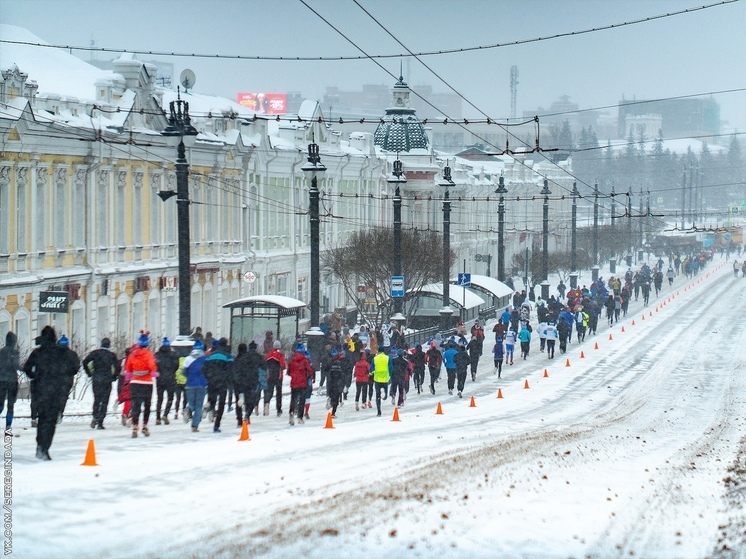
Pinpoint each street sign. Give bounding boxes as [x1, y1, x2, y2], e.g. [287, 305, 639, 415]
[243, 271, 257, 283]
[457, 273, 471, 287]
[391, 275, 405, 298]
[474, 254, 482, 262]
[39, 291, 69, 313]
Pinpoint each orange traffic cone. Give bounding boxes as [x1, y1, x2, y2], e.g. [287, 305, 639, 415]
[81, 439, 98, 466]
[323, 412, 335, 429]
[632, 320, 636, 326]
[391, 407, 401, 422]
[594, 342, 599, 350]
[655, 307, 659, 313]
[543, 369, 549, 378]
[621, 326, 625, 332]
[609, 333, 613, 341]
[469, 396, 477, 408]
[641, 314, 645, 321]
[565, 358, 571, 367]
[238, 420, 250, 441]
[580, 351, 586, 358]
[496, 388, 504, 399]
[524, 379, 530, 389]
[435, 402, 444, 415]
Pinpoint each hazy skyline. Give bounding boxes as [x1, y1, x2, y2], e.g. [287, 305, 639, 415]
[2, 0, 745, 136]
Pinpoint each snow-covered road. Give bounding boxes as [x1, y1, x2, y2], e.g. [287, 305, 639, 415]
[11, 260, 746, 559]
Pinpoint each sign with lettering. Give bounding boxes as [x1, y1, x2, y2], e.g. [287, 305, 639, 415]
[39, 291, 69, 313]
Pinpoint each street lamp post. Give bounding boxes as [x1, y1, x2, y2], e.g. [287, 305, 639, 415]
[541, 179, 551, 300]
[627, 189, 633, 267]
[389, 159, 406, 321]
[160, 92, 198, 337]
[593, 180, 599, 270]
[570, 181, 578, 288]
[302, 142, 326, 368]
[496, 174, 508, 283]
[302, 142, 326, 331]
[439, 163, 455, 333]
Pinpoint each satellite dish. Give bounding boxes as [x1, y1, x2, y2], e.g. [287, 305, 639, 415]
[180, 69, 196, 92]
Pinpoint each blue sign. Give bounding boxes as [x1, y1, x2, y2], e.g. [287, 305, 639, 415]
[391, 276, 405, 298]
[457, 273, 471, 286]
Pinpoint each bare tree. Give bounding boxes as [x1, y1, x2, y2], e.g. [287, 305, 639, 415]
[323, 227, 452, 325]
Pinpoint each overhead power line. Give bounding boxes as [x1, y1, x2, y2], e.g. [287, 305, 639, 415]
[0, 0, 736, 61]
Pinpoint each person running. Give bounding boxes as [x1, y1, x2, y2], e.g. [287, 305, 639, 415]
[442, 341, 458, 395]
[183, 339, 208, 432]
[544, 321, 558, 359]
[466, 335, 482, 382]
[55, 335, 79, 423]
[0, 331, 20, 431]
[173, 351, 187, 421]
[354, 351, 371, 410]
[605, 295, 616, 326]
[518, 323, 532, 360]
[154, 338, 179, 426]
[389, 348, 408, 407]
[504, 329, 516, 365]
[264, 340, 287, 417]
[202, 337, 233, 433]
[425, 342, 442, 395]
[82, 337, 121, 430]
[232, 341, 263, 426]
[492, 336, 505, 378]
[372, 348, 390, 417]
[327, 350, 344, 418]
[124, 331, 158, 438]
[411, 344, 426, 394]
[286, 344, 314, 425]
[23, 326, 79, 460]
[454, 342, 470, 398]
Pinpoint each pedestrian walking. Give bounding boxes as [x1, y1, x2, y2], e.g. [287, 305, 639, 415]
[182, 339, 208, 432]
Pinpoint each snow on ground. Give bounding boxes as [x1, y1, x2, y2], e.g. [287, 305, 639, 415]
[9, 258, 746, 559]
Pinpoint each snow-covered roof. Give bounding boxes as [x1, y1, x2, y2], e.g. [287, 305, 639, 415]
[223, 295, 307, 310]
[413, 283, 486, 310]
[450, 274, 513, 299]
[0, 24, 113, 102]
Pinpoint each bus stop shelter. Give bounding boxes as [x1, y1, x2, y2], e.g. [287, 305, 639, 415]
[223, 295, 306, 349]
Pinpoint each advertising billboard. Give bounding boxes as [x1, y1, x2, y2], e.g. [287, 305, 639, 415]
[236, 93, 287, 114]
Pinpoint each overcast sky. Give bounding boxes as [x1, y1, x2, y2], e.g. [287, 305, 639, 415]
[2, 0, 745, 134]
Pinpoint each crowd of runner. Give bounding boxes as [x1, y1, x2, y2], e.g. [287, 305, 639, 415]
[0, 250, 727, 461]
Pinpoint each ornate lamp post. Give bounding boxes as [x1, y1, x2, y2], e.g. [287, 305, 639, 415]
[439, 163, 455, 333]
[302, 142, 326, 332]
[389, 158, 406, 322]
[495, 174, 508, 283]
[160, 91, 198, 336]
[570, 181, 578, 288]
[592, 180, 600, 281]
[541, 179, 551, 300]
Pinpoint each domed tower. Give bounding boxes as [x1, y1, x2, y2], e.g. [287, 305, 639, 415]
[374, 72, 429, 152]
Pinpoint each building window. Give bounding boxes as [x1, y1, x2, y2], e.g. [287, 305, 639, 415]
[0, 169, 10, 254]
[97, 170, 108, 248]
[116, 171, 126, 247]
[16, 168, 27, 253]
[74, 169, 85, 247]
[55, 169, 67, 250]
[133, 172, 143, 246]
[34, 167, 47, 253]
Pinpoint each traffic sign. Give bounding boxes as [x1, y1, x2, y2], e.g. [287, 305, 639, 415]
[457, 273, 471, 287]
[391, 275, 405, 298]
[243, 271, 257, 283]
